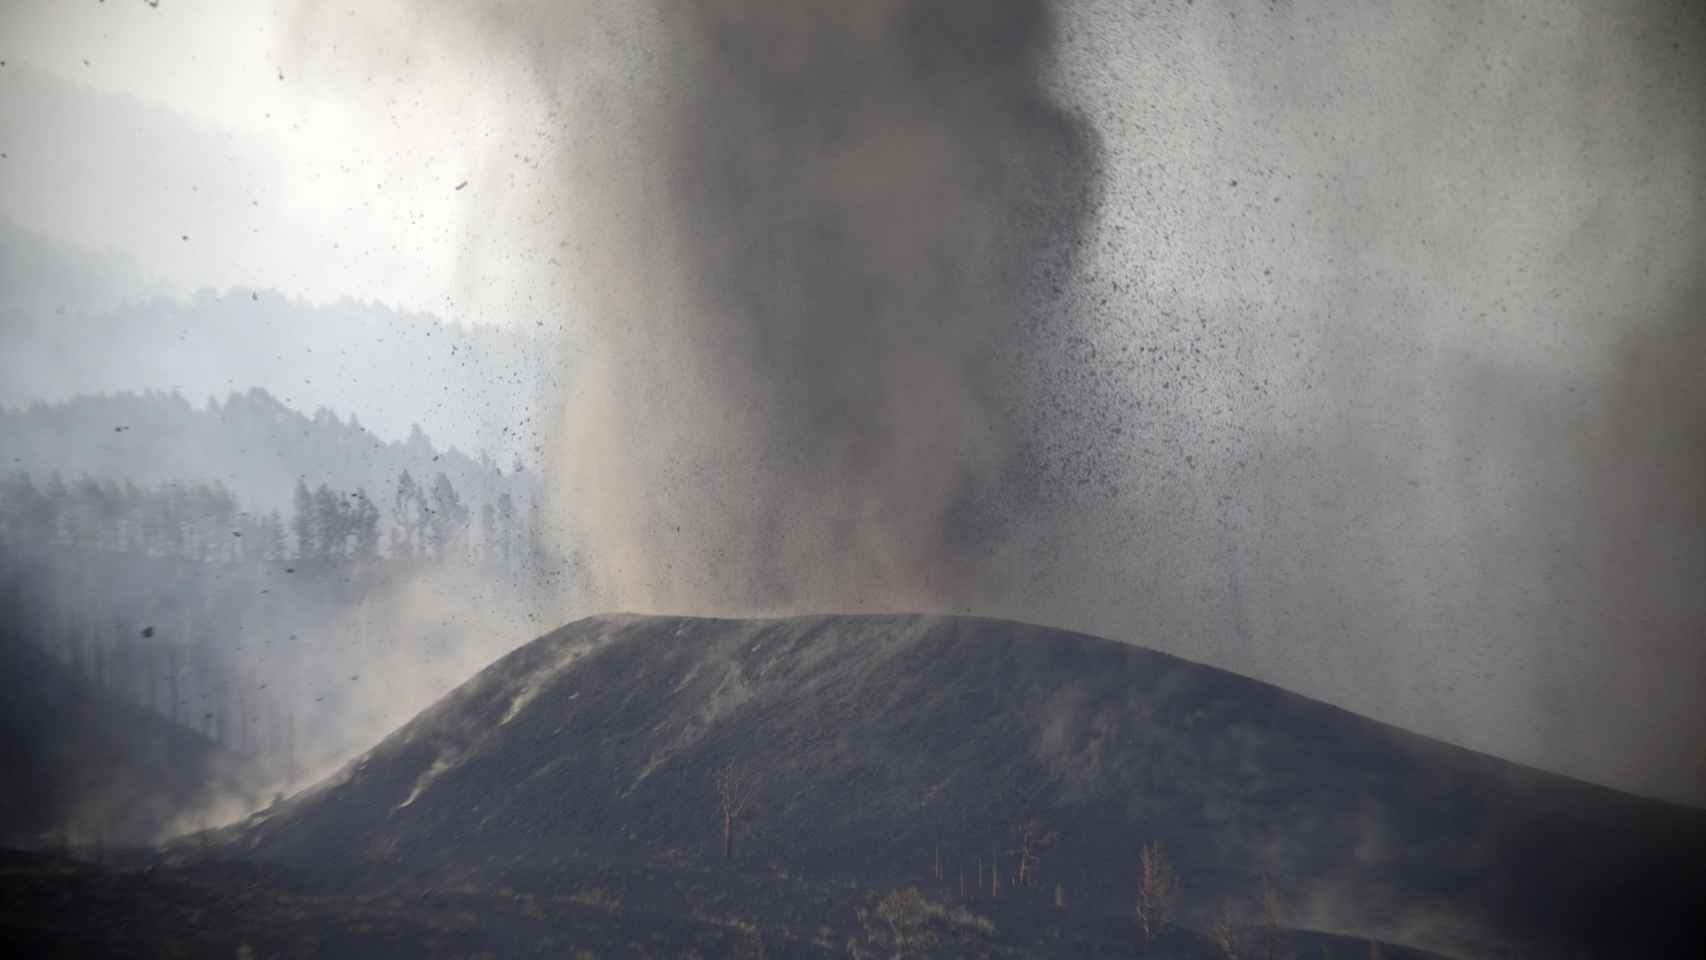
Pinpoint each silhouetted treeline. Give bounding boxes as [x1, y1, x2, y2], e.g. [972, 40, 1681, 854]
[0, 461, 563, 784]
[0, 387, 540, 524]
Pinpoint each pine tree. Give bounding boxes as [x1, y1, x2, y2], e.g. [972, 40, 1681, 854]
[291, 479, 315, 563]
[479, 502, 498, 567]
[350, 489, 381, 565]
[312, 484, 346, 565]
[392, 470, 420, 561]
[496, 492, 517, 573]
[427, 472, 468, 560]
[258, 511, 287, 563]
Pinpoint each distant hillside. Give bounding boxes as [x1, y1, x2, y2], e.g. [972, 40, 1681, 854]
[237, 614, 1706, 959]
[0, 277, 553, 469]
[0, 218, 154, 319]
[0, 387, 540, 523]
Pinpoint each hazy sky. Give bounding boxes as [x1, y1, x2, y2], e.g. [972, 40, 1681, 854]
[1, 0, 559, 324]
[3, 1, 1702, 804]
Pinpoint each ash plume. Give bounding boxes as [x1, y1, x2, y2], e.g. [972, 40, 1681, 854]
[542, 0, 1102, 614]
[284, 0, 1706, 803]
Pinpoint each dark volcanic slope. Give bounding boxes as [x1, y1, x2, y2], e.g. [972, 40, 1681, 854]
[239, 614, 1706, 958]
[0, 634, 272, 846]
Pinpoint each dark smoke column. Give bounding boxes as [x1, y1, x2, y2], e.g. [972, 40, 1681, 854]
[556, 1, 1100, 613]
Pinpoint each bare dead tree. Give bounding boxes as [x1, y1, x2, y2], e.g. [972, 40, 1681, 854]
[1259, 875, 1284, 960]
[1210, 901, 1243, 959]
[1136, 840, 1178, 945]
[715, 759, 761, 862]
[1011, 818, 1057, 888]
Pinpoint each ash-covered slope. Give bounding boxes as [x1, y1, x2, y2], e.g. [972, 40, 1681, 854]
[240, 614, 1706, 958]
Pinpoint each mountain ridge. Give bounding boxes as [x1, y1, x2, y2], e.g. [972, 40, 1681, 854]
[0, 387, 539, 522]
[568, 611, 1706, 810]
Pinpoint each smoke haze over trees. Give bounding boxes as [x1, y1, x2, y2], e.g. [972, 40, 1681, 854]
[0, 388, 569, 843]
[2, 387, 538, 520]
